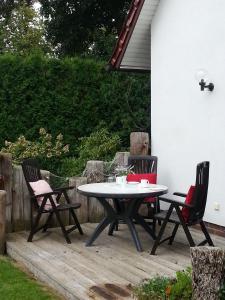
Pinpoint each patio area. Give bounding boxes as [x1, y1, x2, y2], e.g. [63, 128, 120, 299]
[6, 223, 225, 300]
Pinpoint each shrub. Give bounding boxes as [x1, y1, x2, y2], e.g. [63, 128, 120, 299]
[1, 128, 69, 172]
[59, 128, 121, 176]
[133, 276, 171, 300]
[168, 268, 192, 300]
[133, 268, 192, 300]
[0, 53, 150, 151]
[218, 282, 225, 300]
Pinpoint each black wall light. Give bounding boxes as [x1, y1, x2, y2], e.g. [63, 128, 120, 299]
[199, 79, 214, 91]
[196, 69, 214, 92]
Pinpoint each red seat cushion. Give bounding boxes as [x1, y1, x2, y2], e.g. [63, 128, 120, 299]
[181, 185, 196, 222]
[126, 173, 157, 203]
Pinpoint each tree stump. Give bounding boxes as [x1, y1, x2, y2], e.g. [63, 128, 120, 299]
[69, 177, 88, 224]
[130, 132, 149, 155]
[83, 160, 104, 184]
[113, 152, 130, 167]
[191, 246, 225, 300]
[83, 161, 105, 222]
[0, 153, 13, 232]
[0, 190, 6, 254]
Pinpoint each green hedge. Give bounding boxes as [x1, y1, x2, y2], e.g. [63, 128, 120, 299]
[0, 54, 150, 152]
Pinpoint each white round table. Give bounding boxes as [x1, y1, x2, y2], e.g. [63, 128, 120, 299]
[78, 182, 168, 251]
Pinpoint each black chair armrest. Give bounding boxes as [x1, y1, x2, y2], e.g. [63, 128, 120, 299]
[173, 192, 187, 198]
[53, 186, 75, 192]
[158, 196, 194, 208]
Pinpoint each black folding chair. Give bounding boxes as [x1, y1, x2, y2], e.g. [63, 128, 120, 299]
[128, 155, 160, 230]
[22, 158, 83, 243]
[151, 161, 214, 255]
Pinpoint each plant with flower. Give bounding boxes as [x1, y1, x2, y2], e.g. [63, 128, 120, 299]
[1, 128, 69, 165]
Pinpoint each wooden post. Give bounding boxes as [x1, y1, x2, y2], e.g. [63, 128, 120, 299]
[191, 246, 225, 300]
[84, 161, 105, 222]
[69, 177, 88, 224]
[0, 190, 6, 254]
[0, 154, 13, 232]
[113, 152, 130, 167]
[130, 132, 150, 155]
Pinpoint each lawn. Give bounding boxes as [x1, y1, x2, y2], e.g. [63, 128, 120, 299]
[0, 256, 62, 300]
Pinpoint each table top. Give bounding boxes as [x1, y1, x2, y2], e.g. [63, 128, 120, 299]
[77, 182, 168, 198]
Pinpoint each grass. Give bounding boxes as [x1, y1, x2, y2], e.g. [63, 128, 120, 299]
[0, 256, 62, 300]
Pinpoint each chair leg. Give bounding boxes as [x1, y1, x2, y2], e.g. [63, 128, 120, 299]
[168, 223, 179, 245]
[175, 206, 195, 247]
[27, 210, 43, 242]
[151, 205, 174, 255]
[70, 208, 83, 235]
[200, 221, 214, 246]
[157, 199, 161, 226]
[42, 212, 53, 232]
[54, 209, 71, 244]
[108, 221, 117, 236]
[152, 218, 156, 236]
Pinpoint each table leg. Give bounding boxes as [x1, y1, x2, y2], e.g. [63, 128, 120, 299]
[86, 217, 112, 246]
[86, 197, 116, 246]
[134, 214, 156, 240]
[108, 199, 123, 235]
[126, 218, 143, 252]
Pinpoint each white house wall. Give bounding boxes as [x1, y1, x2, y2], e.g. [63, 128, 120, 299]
[151, 0, 225, 226]
[120, 0, 160, 70]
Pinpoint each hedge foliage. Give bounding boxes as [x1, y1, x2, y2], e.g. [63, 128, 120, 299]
[0, 54, 150, 153]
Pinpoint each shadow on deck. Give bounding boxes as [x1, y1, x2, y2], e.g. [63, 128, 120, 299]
[6, 223, 225, 300]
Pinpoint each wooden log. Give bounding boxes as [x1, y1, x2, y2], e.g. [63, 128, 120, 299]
[130, 132, 149, 155]
[12, 165, 25, 231]
[113, 152, 130, 167]
[12, 166, 50, 232]
[0, 154, 13, 232]
[83, 161, 105, 222]
[190, 246, 225, 300]
[68, 177, 88, 224]
[0, 190, 6, 254]
[83, 160, 104, 184]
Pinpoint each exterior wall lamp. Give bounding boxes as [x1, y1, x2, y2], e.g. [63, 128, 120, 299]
[196, 69, 214, 92]
[199, 79, 214, 91]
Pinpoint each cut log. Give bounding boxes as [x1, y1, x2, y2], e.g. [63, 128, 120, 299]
[69, 177, 88, 224]
[0, 190, 6, 254]
[83, 160, 104, 183]
[0, 154, 13, 232]
[130, 132, 149, 155]
[190, 246, 225, 300]
[83, 161, 105, 222]
[113, 152, 130, 167]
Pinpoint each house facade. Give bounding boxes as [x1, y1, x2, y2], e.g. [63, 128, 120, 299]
[109, 0, 225, 228]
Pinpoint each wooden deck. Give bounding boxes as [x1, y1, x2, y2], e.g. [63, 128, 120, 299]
[6, 223, 225, 300]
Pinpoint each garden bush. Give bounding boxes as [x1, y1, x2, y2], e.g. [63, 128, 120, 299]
[59, 127, 120, 176]
[1, 127, 120, 176]
[0, 53, 150, 152]
[133, 267, 192, 300]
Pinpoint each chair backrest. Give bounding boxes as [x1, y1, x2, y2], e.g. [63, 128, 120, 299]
[189, 161, 209, 223]
[22, 158, 42, 196]
[128, 155, 157, 174]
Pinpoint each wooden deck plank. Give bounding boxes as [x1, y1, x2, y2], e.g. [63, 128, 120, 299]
[18, 231, 132, 286]
[6, 222, 225, 300]
[75, 224, 187, 273]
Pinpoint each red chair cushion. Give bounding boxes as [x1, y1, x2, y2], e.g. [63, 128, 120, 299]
[126, 173, 157, 183]
[181, 185, 196, 222]
[126, 173, 157, 203]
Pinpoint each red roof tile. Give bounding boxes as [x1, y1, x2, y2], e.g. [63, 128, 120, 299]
[107, 0, 145, 71]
